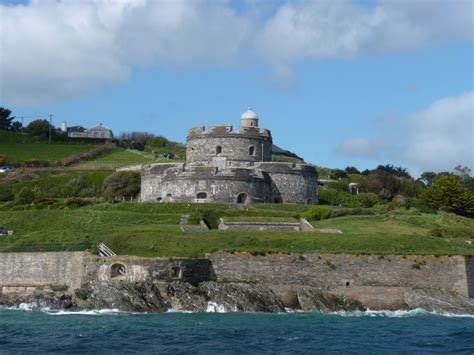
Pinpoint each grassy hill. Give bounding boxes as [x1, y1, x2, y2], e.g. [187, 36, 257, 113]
[0, 131, 96, 164]
[0, 202, 472, 257]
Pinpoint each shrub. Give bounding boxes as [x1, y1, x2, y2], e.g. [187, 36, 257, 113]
[201, 209, 221, 229]
[402, 198, 436, 214]
[63, 197, 94, 208]
[61, 143, 117, 166]
[16, 187, 36, 205]
[305, 206, 331, 221]
[329, 208, 375, 218]
[0, 154, 6, 165]
[355, 193, 379, 208]
[318, 188, 362, 208]
[21, 158, 50, 168]
[0, 188, 14, 202]
[102, 171, 141, 201]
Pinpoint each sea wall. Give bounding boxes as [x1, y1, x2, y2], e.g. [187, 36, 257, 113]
[0, 251, 472, 312]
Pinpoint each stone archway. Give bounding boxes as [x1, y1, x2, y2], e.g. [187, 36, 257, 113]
[110, 263, 126, 278]
[237, 193, 248, 204]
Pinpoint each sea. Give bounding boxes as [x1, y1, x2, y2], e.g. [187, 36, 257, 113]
[0, 306, 473, 354]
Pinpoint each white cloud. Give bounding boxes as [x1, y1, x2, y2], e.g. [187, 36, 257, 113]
[0, 0, 472, 105]
[337, 92, 474, 174]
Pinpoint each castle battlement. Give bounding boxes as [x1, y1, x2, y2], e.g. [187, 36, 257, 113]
[141, 108, 318, 205]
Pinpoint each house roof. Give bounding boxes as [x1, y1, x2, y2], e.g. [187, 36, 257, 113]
[85, 124, 112, 132]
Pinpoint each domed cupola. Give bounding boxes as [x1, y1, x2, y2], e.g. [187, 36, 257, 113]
[240, 107, 259, 128]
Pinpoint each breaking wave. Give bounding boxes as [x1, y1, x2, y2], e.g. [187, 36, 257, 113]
[332, 308, 474, 318]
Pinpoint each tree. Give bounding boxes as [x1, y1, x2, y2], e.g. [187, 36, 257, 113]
[345, 166, 361, 174]
[102, 172, 141, 201]
[0, 107, 15, 131]
[420, 175, 474, 218]
[11, 121, 23, 132]
[419, 172, 437, 187]
[25, 119, 55, 140]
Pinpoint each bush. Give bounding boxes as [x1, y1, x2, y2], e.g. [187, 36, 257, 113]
[0, 154, 6, 165]
[16, 187, 36, 205]
[102, 171, 141, 201]
[63, 197, 95, 208]
[402, 198, 436, 214]
[0, 188, 14, 202]
[329, 208, 375, 218]
[21, 158, 50, 168]
[305, 206, 331, 221]
[318, 188, 361, 208]
[61, 143, 117, 166]
[355, 193, 379, 208]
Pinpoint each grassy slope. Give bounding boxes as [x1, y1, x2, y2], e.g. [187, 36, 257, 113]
[0, 203, 472, 257]
[0, 131, 96, 164]
[82, 149, 182, 165]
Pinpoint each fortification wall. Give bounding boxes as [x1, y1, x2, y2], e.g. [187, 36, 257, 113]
[0, 252, 87, 291]
[186, 125, 272, 164]
[144, 173, 271, 203]
[257, 163, 318, 204]
[208, 253, 473, 298]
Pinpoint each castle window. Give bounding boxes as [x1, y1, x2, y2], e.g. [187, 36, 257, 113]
[237, 193, 248, 204]
[248, 146, 255, 156]
[307, 198, 313, 204]
[216, 146, 222, 155]
[156, 197, 163, 202]
[196, 192, 207, 200]
[170, 266, 183, 279]
[110, 263, 126, 278]
[273, 197, 282, 203]
[166, 193, 173, 202]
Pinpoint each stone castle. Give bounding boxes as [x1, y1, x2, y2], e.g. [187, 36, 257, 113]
[141, 108, 318, 204]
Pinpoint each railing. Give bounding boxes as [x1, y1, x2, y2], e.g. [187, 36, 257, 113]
[98, 242, 116, 257]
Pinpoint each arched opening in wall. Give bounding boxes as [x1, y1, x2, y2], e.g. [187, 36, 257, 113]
[307, 198, 313, 205]
[110, 263, 126, 278]
[237, 193, 248, 204]
[248, 146, 255, 156]
[216, 146, 222, 155]
[196, 192, 207, 201]
[273, 196, 282, 203]
[170, 266, 183, 279]
[156, 197, 163, 202]
[165, 193, 173, 202]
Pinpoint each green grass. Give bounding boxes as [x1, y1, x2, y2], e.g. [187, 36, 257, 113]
[0, 203, 472, 257]
[0, 130, 96, 164]
[81, 149, 185, 166]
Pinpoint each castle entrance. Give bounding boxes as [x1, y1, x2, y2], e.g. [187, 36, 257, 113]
[237, 193, 248, 204]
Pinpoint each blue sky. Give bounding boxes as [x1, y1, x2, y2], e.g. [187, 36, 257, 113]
[0, 0, 472, 176]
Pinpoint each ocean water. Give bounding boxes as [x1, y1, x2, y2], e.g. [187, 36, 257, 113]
[0, 307, 473, 354]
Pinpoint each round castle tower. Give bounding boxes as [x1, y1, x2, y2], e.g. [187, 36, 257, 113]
[186, 108, 272, 165]
[141, 108, 318, 204]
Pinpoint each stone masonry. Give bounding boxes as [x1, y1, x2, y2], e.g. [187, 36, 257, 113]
[141, 108, 318, 204]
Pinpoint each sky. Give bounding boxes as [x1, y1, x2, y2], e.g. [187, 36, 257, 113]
[0, 0, 473, 176]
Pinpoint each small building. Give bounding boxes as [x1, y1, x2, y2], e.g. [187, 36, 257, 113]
[64, 122, 113, 139]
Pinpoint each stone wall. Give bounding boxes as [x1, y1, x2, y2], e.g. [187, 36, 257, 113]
[257, 163, 318, 204]
[186, 128, 272, 164]
[208, 253, 473, 298]
[141, 165, 271, 203]
[0, 252, 86, 291]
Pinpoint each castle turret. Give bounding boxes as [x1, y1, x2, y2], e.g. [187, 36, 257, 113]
[240, 107, 259, 129]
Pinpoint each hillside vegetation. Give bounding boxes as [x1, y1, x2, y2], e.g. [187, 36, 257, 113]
[0, 202, 472, 257]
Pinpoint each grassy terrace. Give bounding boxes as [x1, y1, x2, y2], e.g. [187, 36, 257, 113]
[0, 203, 472, 257]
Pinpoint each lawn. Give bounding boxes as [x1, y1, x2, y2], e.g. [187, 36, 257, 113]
[0, 131, 97, 164]
[0, 203, 472, 257]
[82, 149, 184, 166]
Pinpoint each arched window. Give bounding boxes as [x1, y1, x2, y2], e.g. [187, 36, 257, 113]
[110, 263, 126, 278]
[216, 146, 222, 155]
[166, 193, 173, 202]
[273, 197, 282, 203]
[196, 192, 207, 200]
[307, 198, 313, 205]
[237, 193, 248, 204]
[248, 146, 255, 156]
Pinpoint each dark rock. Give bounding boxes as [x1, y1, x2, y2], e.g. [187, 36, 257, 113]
[297, 287, 366, 312]
[404, 289, 474, 314]
[199, 281, 285, 312]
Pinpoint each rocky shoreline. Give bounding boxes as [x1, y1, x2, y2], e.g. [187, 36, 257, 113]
[2, 280, 474, 315]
